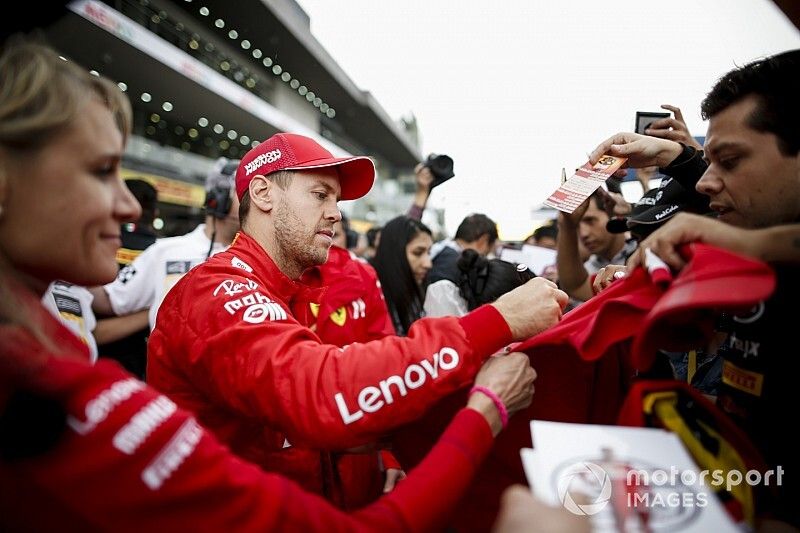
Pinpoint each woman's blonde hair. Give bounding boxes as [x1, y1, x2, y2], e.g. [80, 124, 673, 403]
[0, 37, 131, 153]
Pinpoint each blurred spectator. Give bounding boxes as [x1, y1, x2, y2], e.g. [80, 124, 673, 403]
[91, 158, 240, 331]
[41, 281, 98, 363]
[364, 225, 382, 260]
[407, 162, 435, 221]
[371, 215, 433, 335]
[332, 211, 360, 251]
[524, 223, 558, 249]
[96, 178, 158, 378]
[115, 178, 158, 264]
[429, 214, 498, 284]
[425, 214, 498, 316]
[425, 249, 534, 317]
[556, 191, 636, 302]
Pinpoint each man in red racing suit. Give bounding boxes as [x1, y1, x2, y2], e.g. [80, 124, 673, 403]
[148, 133, 567, 506]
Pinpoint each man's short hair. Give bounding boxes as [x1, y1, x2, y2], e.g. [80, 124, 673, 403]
[589, 189, 606, 211]
[238, 170, 293, 225]
[366, 226, 381, 248]
[125, 179, 157, 225]
[533, 224, 558, 242]
[701, 49, 799, 156]
[454, 213, 498, 245]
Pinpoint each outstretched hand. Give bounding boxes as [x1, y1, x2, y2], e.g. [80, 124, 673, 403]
[644, 104, 703, 151]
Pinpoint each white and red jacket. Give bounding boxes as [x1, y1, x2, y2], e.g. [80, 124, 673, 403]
[147, 232, 511, 498]
[0, 269, 495, 531]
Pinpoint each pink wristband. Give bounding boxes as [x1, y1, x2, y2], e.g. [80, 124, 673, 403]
[469, 385, 509, 429]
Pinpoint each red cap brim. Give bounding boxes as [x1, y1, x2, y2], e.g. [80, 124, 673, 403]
[285, 156, 375, 201]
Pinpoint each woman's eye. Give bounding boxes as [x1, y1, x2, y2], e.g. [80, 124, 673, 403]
[95, 165, 116, 179]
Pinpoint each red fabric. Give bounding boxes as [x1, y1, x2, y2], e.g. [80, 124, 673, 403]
[0, 269, 496, 532]
[632, 244, 776, 369]
[235, 133, 375, 201]
[305, 246, 396, 346]
[394, 243, 775, 531]
[380, 449, 402, 471]
[148, 232, 511, 501]
[297, 246, 398, 506]
[513, 267, 663, 361]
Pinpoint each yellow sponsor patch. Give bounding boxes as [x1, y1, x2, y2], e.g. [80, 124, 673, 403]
[722, 360, 764, 397]
[115, 247, 142, 265]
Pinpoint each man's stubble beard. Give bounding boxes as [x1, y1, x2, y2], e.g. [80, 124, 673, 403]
[274, 197, 330, 272]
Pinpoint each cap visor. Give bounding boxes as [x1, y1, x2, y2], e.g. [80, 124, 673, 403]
[628, 203, 682, 227]
[285, 156, 375, 200]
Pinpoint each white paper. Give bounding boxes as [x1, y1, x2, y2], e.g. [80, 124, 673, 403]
[521, 421, 739, 532]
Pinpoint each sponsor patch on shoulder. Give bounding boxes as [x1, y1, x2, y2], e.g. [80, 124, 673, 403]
[223, 291, 287, 323]
[231, 256, 253, 272]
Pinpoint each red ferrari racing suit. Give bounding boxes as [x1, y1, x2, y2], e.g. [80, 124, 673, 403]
[147, 232, 511, 501]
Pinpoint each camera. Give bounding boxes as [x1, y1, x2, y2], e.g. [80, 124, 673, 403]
[635, 111, 671, 135]
[423, 153, 455, 189]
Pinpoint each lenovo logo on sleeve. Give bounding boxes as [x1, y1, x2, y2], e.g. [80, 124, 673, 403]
[334, 347, 460, 424]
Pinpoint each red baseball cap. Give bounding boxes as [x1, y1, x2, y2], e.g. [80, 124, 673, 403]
[235, 133, 375, 200]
